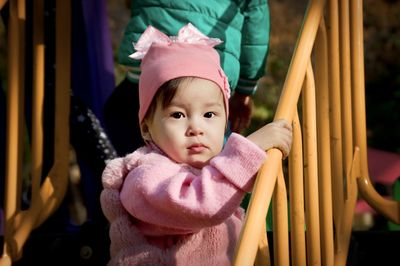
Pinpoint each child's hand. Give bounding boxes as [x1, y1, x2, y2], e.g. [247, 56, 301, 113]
[247, 119, 293, 158]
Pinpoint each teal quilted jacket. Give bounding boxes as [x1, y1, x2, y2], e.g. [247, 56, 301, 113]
[118, 0, 270, 94]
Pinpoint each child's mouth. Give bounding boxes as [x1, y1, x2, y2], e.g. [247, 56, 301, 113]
[188, 144, 206, 153]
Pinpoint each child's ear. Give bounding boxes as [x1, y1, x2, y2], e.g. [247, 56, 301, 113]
[140, 121, 152, 142]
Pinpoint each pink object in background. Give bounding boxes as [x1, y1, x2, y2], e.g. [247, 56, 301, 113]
[367, 148, 400, 185]
[356, 148, 400, 214]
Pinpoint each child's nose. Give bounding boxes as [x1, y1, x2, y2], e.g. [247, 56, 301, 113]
[186, 120, 204, 136]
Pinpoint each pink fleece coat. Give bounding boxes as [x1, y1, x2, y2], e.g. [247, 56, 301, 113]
[100, 133, 266, 265]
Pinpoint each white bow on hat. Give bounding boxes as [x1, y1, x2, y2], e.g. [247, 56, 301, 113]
[129, 23, 223, 60]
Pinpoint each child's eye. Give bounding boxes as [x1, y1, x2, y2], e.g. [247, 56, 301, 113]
[171, 112, 185, 119]
[204, 112, 215, 118]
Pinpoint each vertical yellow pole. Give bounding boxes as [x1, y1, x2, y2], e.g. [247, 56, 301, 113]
[339, 0, 353, 199]
[31, 0, 45, 211]
[315, 17, 334, 266]
[289, 113, 306, 266]
[3, 0, 25, 262]
[302, 63, 321, 265]
[350, 0, 368, 180]
[272, 167, 289, 266]
[327, 0, 344, 230]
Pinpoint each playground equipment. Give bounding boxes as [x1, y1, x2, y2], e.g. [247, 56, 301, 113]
[1, 0, 70, 265]
[233, 0, 400, 265]
[0, 0, 399, 265]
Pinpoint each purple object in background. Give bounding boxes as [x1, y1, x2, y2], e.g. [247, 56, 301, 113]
[72, 0, 115, 126]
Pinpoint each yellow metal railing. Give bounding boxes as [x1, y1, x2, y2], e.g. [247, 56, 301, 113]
[1, 0, 71, 265]
[233, 0, 400, 265]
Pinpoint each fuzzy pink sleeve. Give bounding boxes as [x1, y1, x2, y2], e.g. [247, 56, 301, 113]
[100, 148, 147, 222]
[100, 148, 152, 257]
[211, 133, 267, 192]
[120, 133, 266, 232]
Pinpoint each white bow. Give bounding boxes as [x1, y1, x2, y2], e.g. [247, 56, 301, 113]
[129, 23, 222, 60]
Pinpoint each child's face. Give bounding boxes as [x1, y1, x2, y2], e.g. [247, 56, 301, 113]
[144, 78, 227, 168]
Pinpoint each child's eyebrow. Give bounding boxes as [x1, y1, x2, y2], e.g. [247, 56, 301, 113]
[204, 102, 224, 108]
[165, 101, 185, 108]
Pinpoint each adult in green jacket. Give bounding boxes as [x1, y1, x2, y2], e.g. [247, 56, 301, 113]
[104, 0, 270, 156]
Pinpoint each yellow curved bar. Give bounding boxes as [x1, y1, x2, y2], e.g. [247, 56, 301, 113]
[36, 0, 71, 226]
[357, 179, 400, 223]
[350, 0, 400, 223]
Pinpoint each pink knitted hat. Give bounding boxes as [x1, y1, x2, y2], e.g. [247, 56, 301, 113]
[129, 23, 230, 123]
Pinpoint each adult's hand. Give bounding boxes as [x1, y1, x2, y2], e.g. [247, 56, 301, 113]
[229, 92, 253, 133]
